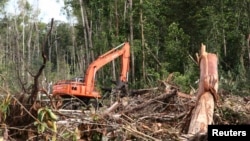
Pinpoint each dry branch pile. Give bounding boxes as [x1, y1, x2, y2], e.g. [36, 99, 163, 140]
[1, 79, 250, 141]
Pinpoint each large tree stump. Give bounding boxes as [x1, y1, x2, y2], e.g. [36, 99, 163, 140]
[188, 44, 219, 134]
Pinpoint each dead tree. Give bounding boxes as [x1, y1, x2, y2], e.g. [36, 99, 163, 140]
[188, 43, 219, 134]
[28, 19, 54, 104]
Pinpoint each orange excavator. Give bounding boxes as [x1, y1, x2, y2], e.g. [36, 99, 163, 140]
[52, 42, 130, 108]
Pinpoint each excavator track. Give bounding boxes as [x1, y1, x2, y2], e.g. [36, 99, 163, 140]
[61, 98, 87, 110]
[58, 95, 102, 111]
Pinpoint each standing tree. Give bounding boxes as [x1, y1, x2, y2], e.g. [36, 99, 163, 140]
[140, 0, 146, 81]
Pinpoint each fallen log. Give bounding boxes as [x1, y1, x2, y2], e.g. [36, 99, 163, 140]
[102, 101, 121, 116]
[129, 87, 158, 96]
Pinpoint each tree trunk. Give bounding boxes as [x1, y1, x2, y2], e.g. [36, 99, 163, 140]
[27, 23, 33, 83]
[29, 19, 54, 103]
[115, 0, 119, 36]
[71, 24, 77, 74]
[79, 0, 89, 67]
[129, 0, 134, 85]
[223, 29, 226, 56]
[188, 43, 219, 134]
[21, 0, 26, 83]
[140, 0, 146, 81]
[112, 0, 120, 81]
[247, 34, 250, 68]
[82, 1, 94, 62]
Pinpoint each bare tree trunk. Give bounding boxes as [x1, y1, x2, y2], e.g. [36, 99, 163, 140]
[223, 29, 226, 56]
[34, 22, 40, 62]
[79, 0, 89, 67]
[22, 2, 26, 80]
[115, 0, 119, 36]
[19, 0, 28, 84]
[0, 36, 3, 65]
[27, 23, 34, 83]
[13, 14, 23, 87]
[82, 1, 94, 62]
[112, 0, 120, 81]
[28, 19, 54, 103]
[188, 44, 219, 134]
[71, 24, 77, 74]
[55, 31, 59, 73]
[239, 35, 247, 77]
[247, 34, 250, 68]
[124, 0, 127, 23]
[221, 0, 226, 56]
[27, 23, 32, 68]
[140, 0, 146, 81]
[129, 0, 134, 84]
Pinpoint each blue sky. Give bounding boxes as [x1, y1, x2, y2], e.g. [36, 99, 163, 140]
[6, 0, 68, 23]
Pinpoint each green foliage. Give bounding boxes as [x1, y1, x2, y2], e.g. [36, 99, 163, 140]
[62, 128, 80, 141]
[0, 63, 20, 93]
[220, 69, 250, 96]
[216, 107, 249, 124]
[172, 72, 192, 93]
[0, 0, 249, 98]
[145, 67, 161, 87]
[34, 107, 58, 140]
[163, 22, 190, 73]
[170, 55, 199, 93]
[92, 132, 102, 141]
[0, 94, 11, 122]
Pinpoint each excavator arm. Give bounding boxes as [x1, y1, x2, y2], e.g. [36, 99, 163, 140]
[84, 42, 130, 96]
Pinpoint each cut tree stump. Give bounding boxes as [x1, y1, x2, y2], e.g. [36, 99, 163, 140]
[188, 43, 219, 134]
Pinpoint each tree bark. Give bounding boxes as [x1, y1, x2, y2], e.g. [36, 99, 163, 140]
[140, 0, 146, 81]
[28, 19, 54, 103]
[188, 43, 219, 134]
[115, 0, 119, 36]
[82, 1, 94, 62]
[129, 0, 135, 85]
[188, 91, 214, 134]
[27, 22, 33, 84]
[79, 0, 89, 67]
[247, 34, 250, 68]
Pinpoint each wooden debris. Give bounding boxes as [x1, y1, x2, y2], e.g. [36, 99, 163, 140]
[3, 69, 250, 140]
[124, 89, 177, 114]
[102, 101, 121, 116]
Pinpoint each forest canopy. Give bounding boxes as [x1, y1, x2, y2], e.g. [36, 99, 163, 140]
[0, 0, 249, 95]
